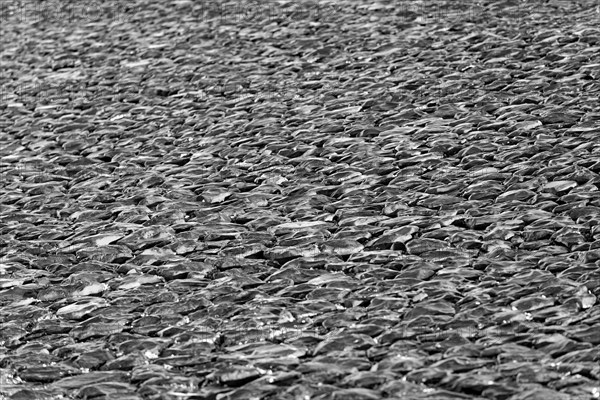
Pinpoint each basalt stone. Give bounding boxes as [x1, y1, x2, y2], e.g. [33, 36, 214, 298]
[511, 296, 555, 312]
[52, 371, 130, 390]
[208, 367, 263, 387]
[496, 189, 537, 203]
[567, 325, 600, 345]
[55, 297, 109, 320]
[75, 245, 133, 263]
[77, 382, 138, 400]
[319, 239, 364, 256]
[405, 238, 451, 255]
[18, 364, 79, 383]
[264, 244, 321, 262]
[117, 226, 177, 251]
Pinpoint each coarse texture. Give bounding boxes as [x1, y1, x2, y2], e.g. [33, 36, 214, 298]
[1, 0, 600, 399]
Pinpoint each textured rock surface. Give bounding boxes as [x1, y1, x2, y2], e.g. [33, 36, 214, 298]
[1, 0, 600, 399]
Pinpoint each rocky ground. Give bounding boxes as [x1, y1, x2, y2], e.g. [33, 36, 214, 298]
[1, 0, 600, 399]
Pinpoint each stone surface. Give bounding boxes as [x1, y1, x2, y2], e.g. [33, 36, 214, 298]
[1, 0, 599, 399]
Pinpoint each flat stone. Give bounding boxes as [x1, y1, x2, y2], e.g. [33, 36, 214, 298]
[496, 189, 537, 203]
[52, 371, 130, 390]
[542, 180, 578, 194]
[55, 297, 109, 320]
[406, 238, 450, 255]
